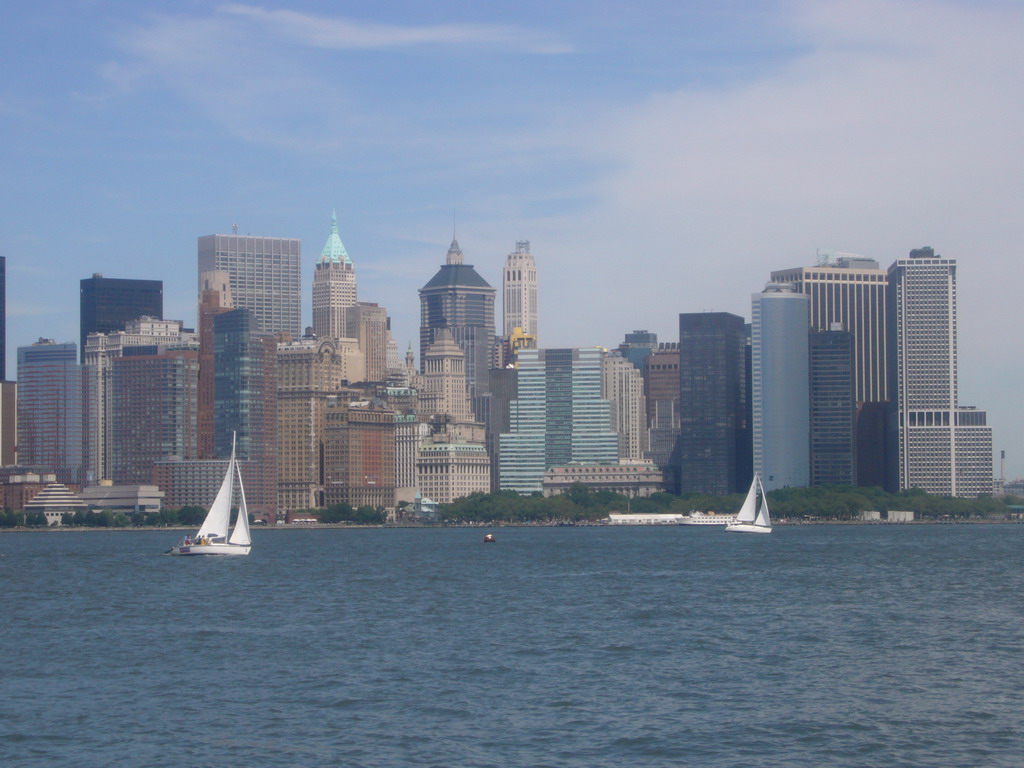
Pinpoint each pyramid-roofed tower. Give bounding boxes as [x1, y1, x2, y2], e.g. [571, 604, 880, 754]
[312, 210, 357, 340]
[418, 237, 495, 419]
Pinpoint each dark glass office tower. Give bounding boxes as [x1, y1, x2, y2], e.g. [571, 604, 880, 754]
[809, 329, 856, 486]
[677, 312, 748, 495]
[419, 239, 495, 419]
[214, 308, 277, 515]
[79, 274, 163, 363]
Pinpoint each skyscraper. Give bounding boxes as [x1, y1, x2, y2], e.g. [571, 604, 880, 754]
[420, 328, 473, 423]
[419, 239, 496, 417]
[499, 347, 618, 494]
[84, 318, 198, 484]
[347, 302, 390, 383]
[312, 212, 357, 340]
[888, 247, 992, 497]
[618, 330, 659, 372]
[198, 231, 301, 339]
[502, 240, 538, 339]
[109, 349, 199, 484]
[677, 313, 748, 495]
[214, 308, 278, 514]
[276, 338, 350, 511]
[752, 284, 809, 490]
[17, 339, 82, 484]
[809, 328, 856, 486]
[772, 252, 890, 487]
[602, 352, 647, 461]
[771, 254, 888, 403]
[79, 274, 163, 363]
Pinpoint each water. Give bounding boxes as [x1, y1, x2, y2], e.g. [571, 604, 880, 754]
[2, 525, 1023, 767]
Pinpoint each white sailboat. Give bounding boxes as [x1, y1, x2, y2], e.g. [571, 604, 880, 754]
[725, 473, 772, 534]
[168, 434, 252, 556]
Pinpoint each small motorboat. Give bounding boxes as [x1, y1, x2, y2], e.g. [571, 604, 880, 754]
[483, 533, 496, 543]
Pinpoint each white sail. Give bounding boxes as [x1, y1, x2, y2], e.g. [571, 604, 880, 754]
[228, 459, 251, 546]
[735, 474, 759, 523]
[754, 476, 771, 528]
[196, 456, 234, 539]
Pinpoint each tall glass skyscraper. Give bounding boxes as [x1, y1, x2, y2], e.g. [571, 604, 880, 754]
[677, 313, 748, 495]
[499, 347, 618, 494]
[214, 308, 278, 514]
[199, 232, 302, 339]
[17, 340, 82, 484]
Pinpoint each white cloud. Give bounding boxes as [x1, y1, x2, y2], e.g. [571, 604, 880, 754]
[221, 3, 572, 53]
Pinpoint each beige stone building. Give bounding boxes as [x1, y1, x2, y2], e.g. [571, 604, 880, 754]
[417, 440, 490, 505]
[276, 339, 352, 511]
[602, 352, 648, 461]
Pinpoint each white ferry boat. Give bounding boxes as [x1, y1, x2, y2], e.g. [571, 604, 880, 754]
[679, 510, 738, 526]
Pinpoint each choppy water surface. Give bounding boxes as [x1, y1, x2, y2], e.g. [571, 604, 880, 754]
[2, 525, 1023, 767]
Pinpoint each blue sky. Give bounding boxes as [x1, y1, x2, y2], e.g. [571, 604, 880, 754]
[3, 0, 1023, 476]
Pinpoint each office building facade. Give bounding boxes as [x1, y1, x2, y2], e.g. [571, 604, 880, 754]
[419, 239, 496, 417]
[752, 284, 810, 491]
[808, 329, 856, 486]
[888, 247, 991, 497]
[677, 313, 748, 495]
[80, 274, 163, 363]
[198, 232, 302, 339]
[502, 240, 538, 339]
[499, 347, 618, 494]
[17, 340, 82, 484]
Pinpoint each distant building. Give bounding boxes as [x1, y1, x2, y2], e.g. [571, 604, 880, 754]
[602, 352, 647, 461]
[312, 211, 358, 341]
[618, 330, 660, 372]
[276, 338, 350, 511]
[197, 270, 234, 459]
[80, 483, 164, 515]
[24, 482, 87, 526]
[499, 347, 618, 494]
[643, 344, 680, 492]
[752, 284, 809, 491]
[677, 313, 748, 495]
[323, 398, 396, 509]
[419, 238, 496, 419]
[502, 240, 538, 340]
[417, 441, 490, 505]
[79, 274, 163, 364]
[888, 247, 992, 497]
[198, 231, 302, 339]
[809, 328, 856, 486]
[109, 348, 199, 485]
[347, 302, 390, 383]
[17, 340, 82, 485]
[214, 308, 278, 515]
[542, 460, 665, 498]
[85, 318, 199, 485]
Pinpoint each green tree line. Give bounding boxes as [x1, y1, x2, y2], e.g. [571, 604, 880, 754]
[439, 484, 1023, 524]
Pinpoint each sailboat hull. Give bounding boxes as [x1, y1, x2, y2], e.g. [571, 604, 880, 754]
[168, 543, 251, 556]
[725, 523, 772, 534]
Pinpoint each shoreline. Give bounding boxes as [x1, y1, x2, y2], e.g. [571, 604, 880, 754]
[1, 518, 1021, 532]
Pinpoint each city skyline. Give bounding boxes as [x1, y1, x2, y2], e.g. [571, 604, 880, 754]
[2, 1, 1022, 474]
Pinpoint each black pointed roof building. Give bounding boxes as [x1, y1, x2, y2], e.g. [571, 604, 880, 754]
[418, 238, 495, 419]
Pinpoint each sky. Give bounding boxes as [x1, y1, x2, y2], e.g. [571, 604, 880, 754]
[2, 0, 1023, 476]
